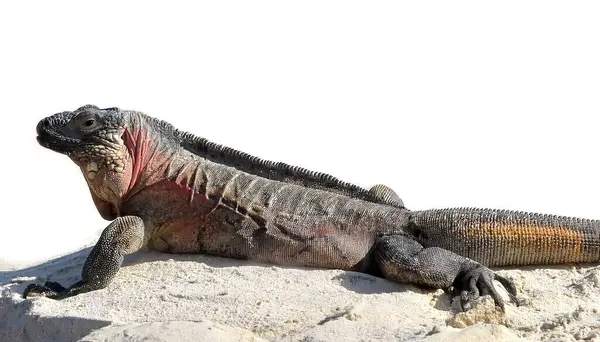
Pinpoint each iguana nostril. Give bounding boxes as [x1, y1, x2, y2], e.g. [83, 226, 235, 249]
[36, 119, 49, 135]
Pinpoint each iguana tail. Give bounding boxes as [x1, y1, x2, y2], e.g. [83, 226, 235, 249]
[409, 208, 600, 267]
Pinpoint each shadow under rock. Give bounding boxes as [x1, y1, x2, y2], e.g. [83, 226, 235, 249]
[0, 247, 93, 287]
[0, 247, 263, 281]
[3, 314, 111, 342]
[121, 249, 261, 268]
[0, 288, 111, 342]
[3, 247, 348, 290]
[331, 270, 415, 294]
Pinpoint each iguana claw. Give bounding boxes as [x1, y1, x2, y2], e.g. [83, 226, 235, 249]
[23, 281, 69, 299]
[451, 265, 518, 312]
[24, 283, 56, 299]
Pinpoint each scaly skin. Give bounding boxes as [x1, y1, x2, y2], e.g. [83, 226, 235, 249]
[24, 105, 600, 312]
[410, 208, 600, 267]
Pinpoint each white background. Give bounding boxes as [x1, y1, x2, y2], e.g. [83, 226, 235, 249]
[1, 1, 599, 266]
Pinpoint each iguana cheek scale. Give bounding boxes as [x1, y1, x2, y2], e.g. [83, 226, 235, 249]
[24, 104, 600, 313]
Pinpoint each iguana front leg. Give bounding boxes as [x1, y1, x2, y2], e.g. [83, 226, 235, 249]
[23, 216, 145, 299]
[374, 235, 518, 311]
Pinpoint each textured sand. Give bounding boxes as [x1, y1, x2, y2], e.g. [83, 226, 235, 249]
[1, 248, 600, 341]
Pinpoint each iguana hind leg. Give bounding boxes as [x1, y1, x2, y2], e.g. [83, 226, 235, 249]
[23, 216, 145, 299]
[373, 234, 517, 311]
[369, 184, 404, 208]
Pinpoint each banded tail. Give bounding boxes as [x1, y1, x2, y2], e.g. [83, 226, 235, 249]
[410, 208, 600, 267]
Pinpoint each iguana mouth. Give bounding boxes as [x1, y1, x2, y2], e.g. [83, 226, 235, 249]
[36, 116, 81, 154]
[36, 131, 80, 153]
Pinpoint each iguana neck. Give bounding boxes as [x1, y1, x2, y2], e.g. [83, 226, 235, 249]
[121, 114, 178, 200]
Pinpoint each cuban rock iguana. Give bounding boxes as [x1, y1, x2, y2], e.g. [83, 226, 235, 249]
[25, 104, 600, 312]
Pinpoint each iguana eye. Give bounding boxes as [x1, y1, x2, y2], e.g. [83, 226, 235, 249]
[83, 119, 96, 127]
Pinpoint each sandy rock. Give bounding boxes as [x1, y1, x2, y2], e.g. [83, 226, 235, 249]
[78, 320, 266, 342]
[424, 324, 525, 342]
[446, 296, 507, 328]
[2, 248, 600, 341]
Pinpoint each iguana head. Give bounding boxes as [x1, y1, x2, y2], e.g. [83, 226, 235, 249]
[37, 104, 126, 157]
[36, 105, 142, 218]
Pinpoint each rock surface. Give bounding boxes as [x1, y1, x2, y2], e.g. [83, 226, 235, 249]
[1, 248, 600, 341]
[79, 321, 266, 342]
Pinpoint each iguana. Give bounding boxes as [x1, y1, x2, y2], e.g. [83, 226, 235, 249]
[25, 104, 600, 312]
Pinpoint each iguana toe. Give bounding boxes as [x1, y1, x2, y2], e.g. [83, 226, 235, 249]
[23, 280, 71, 299]
[23, 283, 60, 299]
[43, 281, 67, 293]
[452, 264, 518, 312]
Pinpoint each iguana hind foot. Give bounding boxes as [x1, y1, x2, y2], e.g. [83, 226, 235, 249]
[369, 184, 404, 208]
[450, 263, 518, 311]
[373, 234, 518, 311]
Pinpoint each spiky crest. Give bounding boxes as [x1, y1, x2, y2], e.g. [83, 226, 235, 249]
[126, 109, 403, 208]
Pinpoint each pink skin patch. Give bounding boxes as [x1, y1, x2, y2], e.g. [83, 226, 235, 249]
[314, 226, 335, 237]
[123, 127, 149, 193]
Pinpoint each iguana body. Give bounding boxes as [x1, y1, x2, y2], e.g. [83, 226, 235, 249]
[26, 105, 600, 311]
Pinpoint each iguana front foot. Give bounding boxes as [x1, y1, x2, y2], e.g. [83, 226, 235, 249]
[449, 262, 518, 312]
[23, 280, 93, 299]
[23, 281, 64, 299]
[22, 216, 146, 300]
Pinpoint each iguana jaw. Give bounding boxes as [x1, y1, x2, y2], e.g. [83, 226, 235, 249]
[36, 110, 81, 154]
